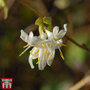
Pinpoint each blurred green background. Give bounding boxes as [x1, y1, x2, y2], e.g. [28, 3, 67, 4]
[0, 0, 90, 90]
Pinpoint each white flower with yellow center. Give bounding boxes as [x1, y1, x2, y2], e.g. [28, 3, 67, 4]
[19, 24, 67, 70]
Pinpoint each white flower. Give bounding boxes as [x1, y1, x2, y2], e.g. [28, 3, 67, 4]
[45, 24, 67, 40]
[19, 24, 67, 70]
[20, 30, 51, 70]
[45, 24, 67, 64]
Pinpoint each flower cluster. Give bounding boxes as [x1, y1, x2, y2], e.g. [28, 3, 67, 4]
[19, 17, 67, 70]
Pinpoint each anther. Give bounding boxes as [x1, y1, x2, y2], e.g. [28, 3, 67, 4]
[49, 44, 53, 48]
[60, 53, 64, 60]
[23, 44, 29, 48]
[44, 50, 49, 53]
[61, 43, 67, 47]
[49, 53, 53, 58]
[41, 43, 46, 47]
[55, 37, 59, 40]
[34, 50, 39, 55]
[36, 57, 40, 64]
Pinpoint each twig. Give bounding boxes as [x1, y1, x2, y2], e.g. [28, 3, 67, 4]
[17, 0, 90, 52]
[69, 75, 90, 90]
[65, 35, 90, 52]
[17, 0, 43, 18]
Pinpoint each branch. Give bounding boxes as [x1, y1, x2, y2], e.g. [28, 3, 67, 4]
[17, 0, 43, 18]
[65, 35, 90, 52]
[69, 75, 90, 90]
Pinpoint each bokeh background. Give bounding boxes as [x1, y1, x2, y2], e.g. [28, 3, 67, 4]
[0, 0, 90, 90]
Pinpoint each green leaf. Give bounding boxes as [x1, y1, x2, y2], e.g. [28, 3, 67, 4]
[35, 17, 43, 25]
[43, 17, 52, 25]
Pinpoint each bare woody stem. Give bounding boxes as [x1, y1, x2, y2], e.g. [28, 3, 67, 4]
[17, 0, 43, 18]
[17, 0, 90, 52]
[69, 75, 90, 90]
[65, 35, 90, 52]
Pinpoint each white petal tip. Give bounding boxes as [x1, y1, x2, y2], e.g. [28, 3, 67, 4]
[20, 29, 25, 35]
[54, 26, 59, 30]
[31, 66, 34, 69]
[47, 60, 53, 66]
[38, 64, 45, 70]
[30, 31, 33, 36]
[47, 62, 52, 66]
[64, 24, 67, 32]
[29, 62, 35, 69]
[64, 24, 67, 26]
[21, 29, 24, 32]
[45, 30, 52, 37]
[64, 24, 67, 28]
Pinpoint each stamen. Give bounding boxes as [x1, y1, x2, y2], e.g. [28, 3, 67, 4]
[58, 47, 64, 60]
[55, 37, 59, 40]
[60, 53, 64, 60]
[30, 49, 33, 54]
[49, 44, 53, 48]
[61, 43, 67, 47]
[49, 53, 53, 58]
[19, 46, 30, 56]
[19, 51, 25, 56]
[41, 43, 46, 47]
[44, 49, 49, 53]
[36, 57, 40, 64]
[57, 43, 67, 47]
[34, 50, 39, 55]
[23, 44, 29, 48]
[57, 44, 60, 46]
[30, 49, 39, 56]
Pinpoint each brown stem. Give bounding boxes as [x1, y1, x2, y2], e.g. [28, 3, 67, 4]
[17, 0, 43, 18]
[65, 35, 90, 52]
[69, 75, 90, 90]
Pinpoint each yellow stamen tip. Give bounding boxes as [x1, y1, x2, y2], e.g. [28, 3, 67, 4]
[57, 44, 60, 46]
[19, 51, 24, 56]
[60, 53, 64, 60]
[34, 50, 39, 55]
[23, 44, 29, 48]
[30, 50, 33, 54]
[49, 44, 53, 48]
[55, 37, 59, 40]
[49, 53, 53, 58]
[61, 43, 67, 47]
[44, 50, 49, 53]
[41, 43, 46, 47]
[36, 57, 40, 64]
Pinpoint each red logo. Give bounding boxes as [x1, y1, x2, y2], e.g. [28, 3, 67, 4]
[1, 78, 13, 89]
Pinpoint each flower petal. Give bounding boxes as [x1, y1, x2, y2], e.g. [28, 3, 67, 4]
[64, 24, 67, 32]
[55, 39, 63, 48]
[29, 31, 34, 42]
[53, 26, 59, 36]
[31, 47, 39, 58]
[40, 31, 46, 40]
[47, 49, 55, 66]
[20, 30, 28, 43]
[57, 24, 67, 39]
[42, 49, 48, 69]
[45, 30, 52, 38]
[38, 49, 45, 70]
[28, 54, 34, 69]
